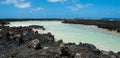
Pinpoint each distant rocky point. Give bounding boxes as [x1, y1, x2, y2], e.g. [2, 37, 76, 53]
[62, 19, 120, 33]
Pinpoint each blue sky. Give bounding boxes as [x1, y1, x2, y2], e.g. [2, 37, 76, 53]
[0, 0, 120, 18]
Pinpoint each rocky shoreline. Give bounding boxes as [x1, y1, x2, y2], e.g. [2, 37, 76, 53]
[62, 20, 120, 33]
[0, 21, 120, 58]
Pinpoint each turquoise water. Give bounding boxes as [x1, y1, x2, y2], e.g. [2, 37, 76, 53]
[10, 21, 120, 52]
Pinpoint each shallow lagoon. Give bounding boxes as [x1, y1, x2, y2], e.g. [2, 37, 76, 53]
[10, 21, 120, 52]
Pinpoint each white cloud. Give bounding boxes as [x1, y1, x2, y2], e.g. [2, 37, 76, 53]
[48, 0, 67, 2]
[30, 7, 44, 13]
[67, 3, 93, 11]
[15, 2, 30, 8]
[0, 0, 30, 8]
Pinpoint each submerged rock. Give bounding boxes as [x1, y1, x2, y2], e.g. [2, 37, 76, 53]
[57, 40, 63, 44]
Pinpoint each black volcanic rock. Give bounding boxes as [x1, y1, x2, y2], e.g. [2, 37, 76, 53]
[27, 39, 41, 50]
[117, 52, 120, 55]
[57, 43, 75, 58]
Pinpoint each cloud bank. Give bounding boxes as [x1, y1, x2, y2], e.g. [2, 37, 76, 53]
[47, 0, 93, 11]
[67, 3, 93, 11]
[0, 0, 30, 8]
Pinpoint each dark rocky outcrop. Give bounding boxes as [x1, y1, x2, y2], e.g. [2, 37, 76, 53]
[0, 21, 9, 26]
[29, 25, 45, 30]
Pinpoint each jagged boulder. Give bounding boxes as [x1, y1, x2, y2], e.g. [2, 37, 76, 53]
[117, 51, 120, 55]
[28, 39, 41, 50]
[57, 43, 75, 58]
[43, 32, 55, 42]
